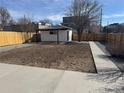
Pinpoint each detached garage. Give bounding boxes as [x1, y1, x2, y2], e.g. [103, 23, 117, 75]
[37, 26, 72, 44]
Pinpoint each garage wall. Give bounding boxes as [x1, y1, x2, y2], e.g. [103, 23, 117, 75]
[41, 30, 72, 42]
[41, 31, 57, 41]
[59, 31, 68, 41]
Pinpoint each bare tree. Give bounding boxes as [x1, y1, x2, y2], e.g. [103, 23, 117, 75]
[18, 15, 31, 25]
[17, 15, 37, 42]
[66, 0, 101, 41]
[90, 23, 101, 33]
[0, 6, 10, 28]
[9, 18, 16, 25]
[17, 15, 36, 32]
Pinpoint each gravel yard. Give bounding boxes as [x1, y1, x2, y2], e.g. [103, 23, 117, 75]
[0, 43, 96, 73]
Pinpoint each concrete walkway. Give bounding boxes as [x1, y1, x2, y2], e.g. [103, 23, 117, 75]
[89, 42, 121, 74]
[0, 44, 32, 53]
[0, 42, 123, 93]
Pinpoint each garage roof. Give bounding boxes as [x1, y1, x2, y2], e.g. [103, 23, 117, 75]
[37, 25, 71, 31]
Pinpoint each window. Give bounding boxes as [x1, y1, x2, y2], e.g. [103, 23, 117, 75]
[49, 31, 57, 35]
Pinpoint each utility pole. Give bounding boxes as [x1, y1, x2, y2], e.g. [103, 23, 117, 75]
[107, 21, 109, 34]
[100, 8, 103, 32]
[105, 21, 109, 44]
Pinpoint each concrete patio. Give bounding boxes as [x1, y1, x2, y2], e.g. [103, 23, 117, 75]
[0, 42, 123, 93]
[0, 44, 32, 53]
[0, 63, 112, 93]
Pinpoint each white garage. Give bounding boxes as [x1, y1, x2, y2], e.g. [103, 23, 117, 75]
[38, 26, 72, 44]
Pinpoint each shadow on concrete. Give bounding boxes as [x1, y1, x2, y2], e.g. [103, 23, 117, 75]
[88, 42, 124, 93]
[96, 42, 124, 73]
[87, 70, 124, 93]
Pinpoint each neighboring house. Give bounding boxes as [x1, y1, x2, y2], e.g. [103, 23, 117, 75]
[62, 16, 77, 33]
[2, 23, 37, 32]
[62, 16, 100, 33]
[3, 25, 13, 31]
[103, 23, 124, 33]
[37, 25, 72, 43]
[38, 22, 51, 29]
[0, 25, 3, 31]
[62, 17, 74, 27]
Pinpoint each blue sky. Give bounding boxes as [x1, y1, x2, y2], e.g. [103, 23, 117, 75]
[0, 0, 124, 25]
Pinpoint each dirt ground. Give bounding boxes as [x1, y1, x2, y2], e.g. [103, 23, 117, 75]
[0, 43, 96, 73]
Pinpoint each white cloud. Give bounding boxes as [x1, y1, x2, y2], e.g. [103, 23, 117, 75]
[47, 14, 64, 21]
[103, 13, 124, 19]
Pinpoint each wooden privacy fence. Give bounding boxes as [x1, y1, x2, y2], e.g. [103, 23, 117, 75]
[1, 31, 124, 56]
[73, 33, 106, 41]
[106, 33, 124, 56]
[0, 31, 36, 46]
